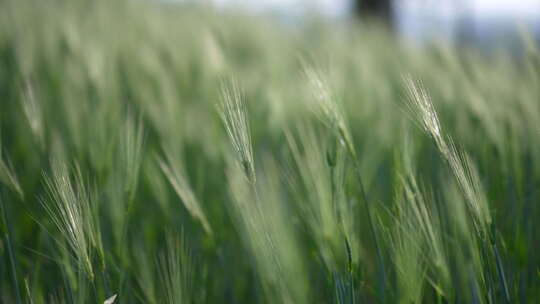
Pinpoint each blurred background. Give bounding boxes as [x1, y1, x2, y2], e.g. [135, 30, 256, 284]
[203, 0, 540, 53]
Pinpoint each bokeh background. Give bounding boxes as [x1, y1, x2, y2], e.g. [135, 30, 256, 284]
[210, 0, 540, 52]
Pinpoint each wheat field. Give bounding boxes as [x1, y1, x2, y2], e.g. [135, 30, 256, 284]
[0, 0, 539, 303]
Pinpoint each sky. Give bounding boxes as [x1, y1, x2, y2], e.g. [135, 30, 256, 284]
[395, 0, 540, 44]
[211, 0, 350, 17]
[473, 0, 540, 17]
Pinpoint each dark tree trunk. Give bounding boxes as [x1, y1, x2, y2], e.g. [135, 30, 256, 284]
[354, 0, 393, 26]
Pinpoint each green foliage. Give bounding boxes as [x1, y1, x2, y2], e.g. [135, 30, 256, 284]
[0, 0, 539, 303]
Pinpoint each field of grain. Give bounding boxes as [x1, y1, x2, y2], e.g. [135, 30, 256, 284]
[1, 1, 539, 303]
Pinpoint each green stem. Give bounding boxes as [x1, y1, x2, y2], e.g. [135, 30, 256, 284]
[329, 154, 355, 304]
[352, 160, 386, 302]
[1, 189, 22, 304]
[491, 228, 510, 304]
